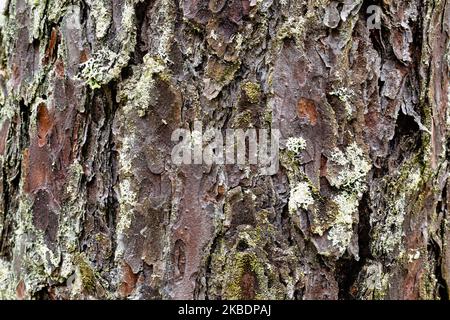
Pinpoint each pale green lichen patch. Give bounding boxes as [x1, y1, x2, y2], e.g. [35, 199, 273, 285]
[328, 142, 372, 195]
[58, 161, 85, 253]
[0, 259, 15, 299]
[115, 133, 138, 245]
[286, 137, 307, 154]
[117, 54, 168, 117]
[152, 0, 176, 62]
[86, 0, 112, 39]
[361, 262, 390, 299]
[276, 16, 307, 48]
[11, 197, 61, 293]
[370, 158, 425, 260]
[116, 179, 137, 236]
[330, 87, 354, 118]
[79, 48, 121, 89]
[327, 193, 358, 255]
[316, 142, 372, 257]
[78, 0, 136, 89]
[289, 181, 314, 212]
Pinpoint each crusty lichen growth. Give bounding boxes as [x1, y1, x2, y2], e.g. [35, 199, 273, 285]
[79, 48, 121, 89]
[330, 87, 354, 118]
[0, 259, 15, 299]
[117, 54, 168, 117]
[242, 82, 261, 104]
[78, 0, 136, 89]
[370, 159, 424, 261]
[116, 134, 138, 239]
[73, 254, 97, 295]
[208, 209, 288, 299]
[327, 193, 358, 255]
[276, 16, 307, 49]
[324, 143, 371, 256]
[357, 261, 390, 300]
[86, 0, 112, 39]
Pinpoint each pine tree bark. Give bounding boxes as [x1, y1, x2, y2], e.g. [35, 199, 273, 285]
[0, 0, 449, 300]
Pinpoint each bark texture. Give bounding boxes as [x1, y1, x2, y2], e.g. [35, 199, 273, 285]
[0, 0, 449, 300]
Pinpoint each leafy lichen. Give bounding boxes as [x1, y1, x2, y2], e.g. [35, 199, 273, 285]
[286, 137, 307, 154]
[289, 181, 314, 212]
[327, 193, 358, 255]
[87, 0, 112, 39]
[328, 142, 372, 195]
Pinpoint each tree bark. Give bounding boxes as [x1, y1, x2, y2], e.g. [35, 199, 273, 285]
[0, 0, 449, 300]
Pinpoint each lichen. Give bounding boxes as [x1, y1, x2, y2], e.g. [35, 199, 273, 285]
[114, 133, 138, 259]
[319, 142, 372, 256]
[73, 254, 96, 294]
[370, 159, 425, 260]
[286, 137, 307, 154]
[330, 87, 354, 118]
[78, 0, 136, 89]
[152, 0, 176, 62]
[289, 181, 314, 212]
[363, 262, 389, 299]
[276, 16, 307, 48]
[208, 209, 287, 300]
[0, 259, 15, 299]
[242, 82, 261, 104]
[407, 249, 421, 263]
[224, 252, 266, 300]
[327, 193, 358, 255]
[328, 142, 372, 196]
[86, 0, 112, 39]
[78, 47, 120, 89]
[117, 179, 137, 236]
[118, 54, 168, 117]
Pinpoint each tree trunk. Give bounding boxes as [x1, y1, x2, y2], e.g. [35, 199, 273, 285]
[0, 0, 449, 300]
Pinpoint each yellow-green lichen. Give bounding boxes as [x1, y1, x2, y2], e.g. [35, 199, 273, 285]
[224, 252, 266, 300]
[73, 254, 96, 294]
[242, 82, 261, 104]
[209, 209, 286, 300]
